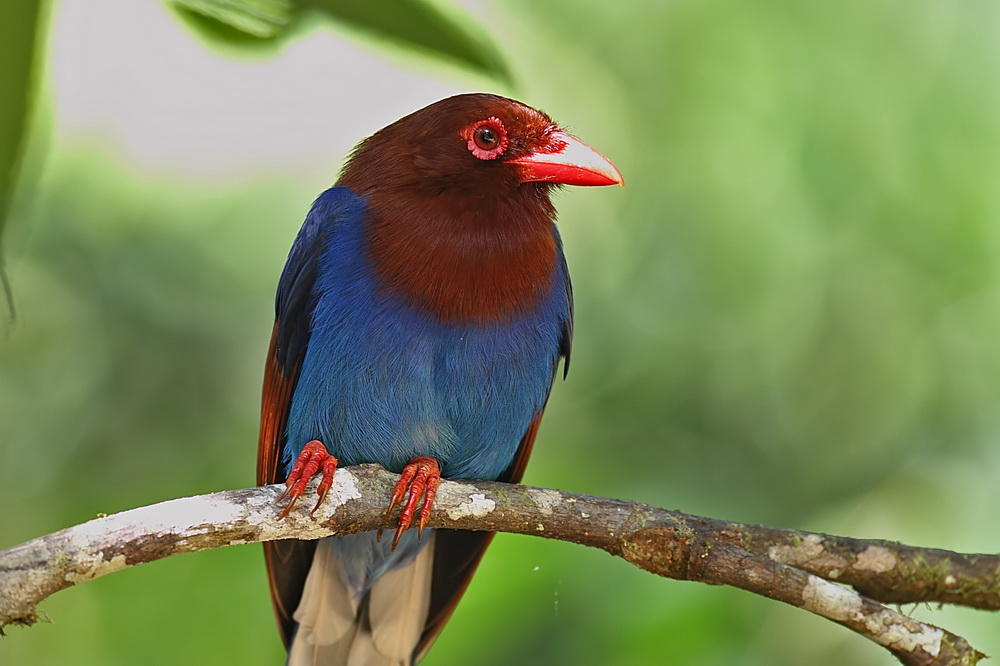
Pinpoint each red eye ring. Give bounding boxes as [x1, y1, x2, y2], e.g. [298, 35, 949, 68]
[465, 117, 508, 160]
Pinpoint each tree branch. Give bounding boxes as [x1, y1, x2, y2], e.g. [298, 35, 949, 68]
[0, 464, 994, 665]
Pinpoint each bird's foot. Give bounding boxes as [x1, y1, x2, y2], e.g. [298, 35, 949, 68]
[384, 456, 441, 551]
[277, 440, 338, 519]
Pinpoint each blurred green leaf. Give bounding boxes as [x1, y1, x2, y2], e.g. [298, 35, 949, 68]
[170, 0, 292, 47]
[168, 0, 512, 83]
[0, 0, 42, 319]
[0, 1, 39, 218]
[302, 0, 512, 85]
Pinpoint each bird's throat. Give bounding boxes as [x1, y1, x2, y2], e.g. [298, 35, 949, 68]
[365, 192, 558, 325]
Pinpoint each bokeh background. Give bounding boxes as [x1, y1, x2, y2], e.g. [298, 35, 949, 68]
[2, 1, 999, 664]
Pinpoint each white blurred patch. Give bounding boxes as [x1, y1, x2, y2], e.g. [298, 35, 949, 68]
[48, 0, 469, 183]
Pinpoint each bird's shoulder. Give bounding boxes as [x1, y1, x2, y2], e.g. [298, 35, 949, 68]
[273, 187, 367, 363]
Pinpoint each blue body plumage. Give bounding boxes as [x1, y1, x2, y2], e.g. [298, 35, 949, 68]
[279, 186, 569, 597]
[282, 187, 569, 482]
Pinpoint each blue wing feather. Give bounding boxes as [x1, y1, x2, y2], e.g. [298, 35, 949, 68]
[273, 200, 327, 373]
[258, 193, 333, 647]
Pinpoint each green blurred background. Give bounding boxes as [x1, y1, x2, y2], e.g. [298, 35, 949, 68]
[2, 1, 999, 664]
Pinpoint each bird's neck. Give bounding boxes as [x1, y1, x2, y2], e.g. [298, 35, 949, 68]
[363, 188, 559, 325]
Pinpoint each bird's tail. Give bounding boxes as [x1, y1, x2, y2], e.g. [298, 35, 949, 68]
[287, 534, 435, 666]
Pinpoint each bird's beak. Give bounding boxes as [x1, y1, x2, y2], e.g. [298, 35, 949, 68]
[510, 131, 624, 187]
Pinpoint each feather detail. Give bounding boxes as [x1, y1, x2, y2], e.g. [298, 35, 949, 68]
[364, 192, 558, 324]
[259, 324, 316, 646]
[258, 325, 295, 488]
[287, 536, 436, 666]
[287, 540, 361, 666]
[344, 634, 396, 666]
[259, 194, 330, 646]
[368, 533, 435, 661]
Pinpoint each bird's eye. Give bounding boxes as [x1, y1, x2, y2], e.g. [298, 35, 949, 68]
[474, 127, 498, 150]
[465, 117, 508, 160]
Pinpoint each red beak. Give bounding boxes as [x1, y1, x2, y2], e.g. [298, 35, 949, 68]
[510, 131, 624, 187]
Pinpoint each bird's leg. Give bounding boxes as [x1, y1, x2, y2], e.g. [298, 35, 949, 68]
[277, 440, 338, 519]
[384, 456, 441, 551]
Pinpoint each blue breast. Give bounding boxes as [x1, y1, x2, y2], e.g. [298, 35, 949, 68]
[282, 187, 569, 480]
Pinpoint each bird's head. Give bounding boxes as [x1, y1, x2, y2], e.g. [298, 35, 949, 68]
[337, 93, 622, 197]
[335, 94, 621, 323]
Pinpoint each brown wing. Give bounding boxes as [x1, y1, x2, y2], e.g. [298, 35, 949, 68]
[258, 325, 317, 648]
[413, 410, 547, 660]
[259, 211, 325, 647]
[258, 325, 292, 486]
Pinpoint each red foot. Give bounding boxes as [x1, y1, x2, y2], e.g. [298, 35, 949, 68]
[277, 440, 338, 519]
[384, 456, 441, 550]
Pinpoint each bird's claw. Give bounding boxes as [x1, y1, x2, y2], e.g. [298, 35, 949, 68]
[385, 456, 441, 551]
[277, 440, 338, 519]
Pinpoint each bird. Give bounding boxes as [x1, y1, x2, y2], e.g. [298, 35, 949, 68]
[256, 93, 622, 665]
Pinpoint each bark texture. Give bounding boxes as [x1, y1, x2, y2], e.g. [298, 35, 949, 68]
[0, 465, 995, 665]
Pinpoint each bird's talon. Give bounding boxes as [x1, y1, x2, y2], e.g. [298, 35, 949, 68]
[386, 456, 441, 551]
[391, 524, 408, 550]
[309, 490, 327, 515]
[417, 474, 440, 540]
[276, 440, 337, 520]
